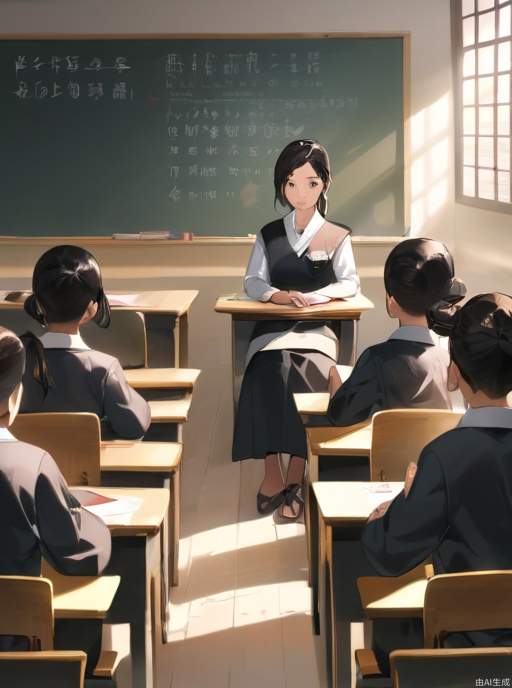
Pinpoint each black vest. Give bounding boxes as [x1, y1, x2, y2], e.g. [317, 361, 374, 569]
[261, 219, 336, 292]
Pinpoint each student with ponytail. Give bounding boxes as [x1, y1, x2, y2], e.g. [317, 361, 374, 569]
[20, 245, 150, 439]
[363, 292, 512, 675]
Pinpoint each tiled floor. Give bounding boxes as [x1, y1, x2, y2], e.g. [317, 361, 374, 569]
[159, 365, 322, 688]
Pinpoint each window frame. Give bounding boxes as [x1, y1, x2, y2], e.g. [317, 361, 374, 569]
[452, 0, 512, 212]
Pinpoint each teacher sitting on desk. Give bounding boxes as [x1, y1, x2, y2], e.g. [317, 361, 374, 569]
[232, 139, 360, 521]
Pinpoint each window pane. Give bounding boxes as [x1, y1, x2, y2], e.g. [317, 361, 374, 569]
[464, 166, 476, 196]
[479, 136, 495, 166]
[479, 105, 495, 133]
[498, 73, 510, 101]
[464, 49, 477, 76]
[479, 11, 496, 42]
[465, 106, 477, 134]
[498, 40, 511, 70]
[464, 136, 476, 165]
[498, 136, 511, 168]
[478, 44, 495, 72]
[478, 75, 495, 102]
[464, 16, 476, 46]
[478, 0, 494, 10]
[464, 78, 476, 104]
[478, 167, 495, 198]
[498, 170, 511, 201]
[463, 0, 476, 13]
[498, 103, 510, 134]
[499, 4, 511, 37]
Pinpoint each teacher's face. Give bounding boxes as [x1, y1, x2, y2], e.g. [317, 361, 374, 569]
[283, 162, 324, 211]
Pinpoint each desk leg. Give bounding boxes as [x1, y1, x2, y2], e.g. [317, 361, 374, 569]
[337, 319, 358, 366]
[144, 313, 177, 368]
[105, 533, 160, 688]
[317, 517, 332, 687]
[176, 313, 189, 368]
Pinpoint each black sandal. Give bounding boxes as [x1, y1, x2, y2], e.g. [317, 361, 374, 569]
[257, 489, 285, 515]
[279, 483, 304, 522]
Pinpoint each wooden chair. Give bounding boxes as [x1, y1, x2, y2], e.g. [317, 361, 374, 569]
[11, 412, 101, 486]
[389, 647, 512, 688]
[370, 409, 463, 481]
[0, 576, 54, 650]
[0, 650, 87, 688]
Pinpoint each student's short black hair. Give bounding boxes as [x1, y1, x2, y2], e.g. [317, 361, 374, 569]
[429, 292, 512, 398]
[24, 245, 110, 328]
[274, 139, 331, 216]
[0, 327, 25, 408]
[384, 238, 465, 317]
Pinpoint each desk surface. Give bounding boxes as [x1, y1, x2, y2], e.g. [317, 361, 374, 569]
[124, 367, 200, 389]
[214, 293, 374, 319]
[313, 481, 403, 524]
[307, 421, 372, 456]
[0, 289, 198, 316]
[294, 392, 330, 416]
[149, 397, 191, 422]
[73, 486, 169, 536]
[101, 441, 182, 473]
[358, 573, 428, 619]
[42, 563, 121, 620]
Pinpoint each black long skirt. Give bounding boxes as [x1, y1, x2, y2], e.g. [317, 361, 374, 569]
[232, 348, 334, 461]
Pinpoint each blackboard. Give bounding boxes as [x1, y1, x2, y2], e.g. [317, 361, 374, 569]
[0, 36, 406, 236]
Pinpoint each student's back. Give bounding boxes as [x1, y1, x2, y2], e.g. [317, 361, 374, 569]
[21, 333, 150, 439]
[328, 239, 465, 426]
[19, 245, 150, 439]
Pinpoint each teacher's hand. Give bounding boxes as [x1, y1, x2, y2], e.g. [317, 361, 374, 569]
[270, 290, 309, 308]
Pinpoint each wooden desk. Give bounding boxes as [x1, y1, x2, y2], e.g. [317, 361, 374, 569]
[215, 294, 374, 404]
[100, 441, 182, 586]
[313, 481, 403, 688]
[69, 486, 169, 688]
[357, 569, 429, 620]
[145, 396, 193, 443]
[305, 422, 372, 615]
[0, 289, 197, 368]
[124, 367, 200, 390]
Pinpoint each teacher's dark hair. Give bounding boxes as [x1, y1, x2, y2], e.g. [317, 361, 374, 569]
[428, 292, 512, 398]
[384, 238, 466, 317]
[0, 327, 25, 409]
[24, 245, 110, 328]
[274, 139, 331, 216]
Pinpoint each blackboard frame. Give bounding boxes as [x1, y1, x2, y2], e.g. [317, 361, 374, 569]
[0, 32, 411, 241]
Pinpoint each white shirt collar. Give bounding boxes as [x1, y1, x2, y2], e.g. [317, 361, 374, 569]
[0, 427, 18, 442]
[458, 406, 512, 430]
[283, 209, 325, 257]
[388, 326, 437, 346]
[39, 332, 90, 350]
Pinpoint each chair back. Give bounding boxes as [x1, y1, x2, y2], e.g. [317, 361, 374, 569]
[0, 651, 85, 688]
[370, 409, 463, 481]
[423, 570, 512, 648]
[0, 306, 147, 368]
[11, 413, 101, 486]
[0, 576, 54, 650]
[82, 310, 147, 368]
[390, 647, 512, 688]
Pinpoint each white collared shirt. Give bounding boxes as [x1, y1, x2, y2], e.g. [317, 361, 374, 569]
[458, 406, 512, 429]
[0, 427, 17, 442]
[39, 332, 90, 350]
[244, 209, 360, 301]
[388, 325, 438, 346]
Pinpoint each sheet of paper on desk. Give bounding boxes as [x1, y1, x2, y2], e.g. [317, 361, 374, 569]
[73, 489, 142, 521]
[106, 293, 140, 307]
[303, 292, 331, 305]
[222, 293, 254, 301]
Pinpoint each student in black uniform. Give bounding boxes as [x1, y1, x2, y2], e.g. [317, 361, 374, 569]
[362, 292, 512, 675]
[232, 139, 360, 520]
[327, 238, 466, 426]
[20, 245, 150, 439]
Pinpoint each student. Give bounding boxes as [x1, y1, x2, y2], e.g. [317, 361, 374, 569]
[232, 139, 360, 520]
[20, 245, 151, 440]
[327, 238, 466, 426]
[362, 292, 512, 674]
[0, 326, 111, 575]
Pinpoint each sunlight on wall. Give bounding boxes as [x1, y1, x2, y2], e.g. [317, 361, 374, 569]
[410, 93, 450, 233]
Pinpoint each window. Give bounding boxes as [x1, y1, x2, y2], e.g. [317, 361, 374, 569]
[453, 0, 512, 209]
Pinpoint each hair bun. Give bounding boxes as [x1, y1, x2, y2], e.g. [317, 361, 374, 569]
[427, 299, 462, 337]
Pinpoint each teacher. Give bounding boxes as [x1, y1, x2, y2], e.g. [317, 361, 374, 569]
[232, 139, 360, 521]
